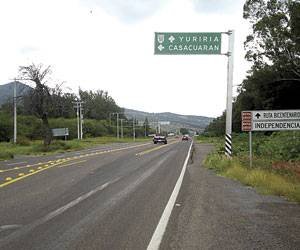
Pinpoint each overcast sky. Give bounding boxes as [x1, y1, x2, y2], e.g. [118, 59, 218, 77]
[0, 0, 251, 118]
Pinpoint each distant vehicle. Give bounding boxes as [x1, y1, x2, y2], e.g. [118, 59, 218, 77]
[153, 135, 167, 144]
[182, 135, 189, 141]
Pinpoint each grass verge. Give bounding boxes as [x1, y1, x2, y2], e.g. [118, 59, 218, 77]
[200, 133, 300, 203]
[0, 137, 151, 161]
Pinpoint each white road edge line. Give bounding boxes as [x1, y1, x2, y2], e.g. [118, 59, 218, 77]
[147, 141, 193, 250]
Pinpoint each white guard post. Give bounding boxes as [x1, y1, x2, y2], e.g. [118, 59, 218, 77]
[225, 30, 235, 157]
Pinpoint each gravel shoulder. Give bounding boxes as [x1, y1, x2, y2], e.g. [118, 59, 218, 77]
[160, 143, 300, 250]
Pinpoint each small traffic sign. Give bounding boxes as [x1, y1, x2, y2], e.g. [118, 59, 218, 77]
[242, 111, 252, 131]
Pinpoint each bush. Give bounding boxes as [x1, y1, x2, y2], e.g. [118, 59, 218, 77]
[83, 119, 108, 138]
[17, 136, 31, 146]
[0, 111, 12, 142]
[257, 131, 300, 161]
[32, 140, 73, 152]
[0, 150, 14, 160]
[204, 152, 232, 173]
[17, 115, 43, 140]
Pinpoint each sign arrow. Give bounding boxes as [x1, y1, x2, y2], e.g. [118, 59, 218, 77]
[255, 113, 261, 119]
[158, 44, 164, 51]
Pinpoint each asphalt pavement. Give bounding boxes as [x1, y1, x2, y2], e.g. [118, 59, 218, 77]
[0, 139, 192, 250]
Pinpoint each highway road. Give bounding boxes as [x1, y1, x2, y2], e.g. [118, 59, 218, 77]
[0, 139, 192, 250]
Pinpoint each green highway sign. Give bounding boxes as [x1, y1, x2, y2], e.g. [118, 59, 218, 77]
[154, 32, 222, 55]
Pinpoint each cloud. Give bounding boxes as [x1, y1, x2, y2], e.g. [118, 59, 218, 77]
[192, 0, 244, 14]
[19, 46, 39, 55]
[82, 0, 168, 23]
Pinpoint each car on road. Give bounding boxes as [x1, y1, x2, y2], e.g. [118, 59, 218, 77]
[153, 135, 167, 144]
[182, 135, 189, 141]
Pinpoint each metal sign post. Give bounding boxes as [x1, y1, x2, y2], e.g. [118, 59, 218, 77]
[249, 131, 252, 168]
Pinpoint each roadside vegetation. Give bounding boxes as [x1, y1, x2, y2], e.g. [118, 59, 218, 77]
[198, 132, 300, 203]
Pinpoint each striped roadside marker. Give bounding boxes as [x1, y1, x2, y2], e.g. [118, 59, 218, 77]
[225, 133, 232, 157]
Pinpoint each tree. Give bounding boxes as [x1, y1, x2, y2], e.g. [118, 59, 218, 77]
[243, 0, 300, 78]
[79, 89, 124, 120]
[204, 112, 226, 136]
[180, 128, 189, 135]
[18, 63, 53, 146]
[143, 117, 150, 136]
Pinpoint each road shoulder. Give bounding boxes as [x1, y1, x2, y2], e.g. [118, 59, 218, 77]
[160, 143, 300, 250]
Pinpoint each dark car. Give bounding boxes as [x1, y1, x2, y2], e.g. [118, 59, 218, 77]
[182, 135, 189, 141]
[153, 135, 167, 144]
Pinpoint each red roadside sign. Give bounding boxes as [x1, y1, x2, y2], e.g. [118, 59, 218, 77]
[242, 111, 252, 131]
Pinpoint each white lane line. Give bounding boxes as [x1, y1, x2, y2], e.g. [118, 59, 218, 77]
[147, 141, 193, 250]
[42, 177, 120, 223]
[6, 161, 27, 166]
[0, 177, 121, 247]
[0, 225, 22, 232]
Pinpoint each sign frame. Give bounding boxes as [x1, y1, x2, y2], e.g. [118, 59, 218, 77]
[154, 32, 222, 55]
[242, 110, 300, 132]
[52, 128, 69, 140]
[241, 110, 300, 167]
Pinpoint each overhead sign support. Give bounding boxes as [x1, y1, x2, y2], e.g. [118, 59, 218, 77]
[224, 30, 235, 158]
[154, 30, 235, 157]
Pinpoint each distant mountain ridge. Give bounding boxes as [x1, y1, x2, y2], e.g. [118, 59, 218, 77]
[0, 82, 214, 132]
[124, 108, 214, 132]
[0, 82, 32, 105]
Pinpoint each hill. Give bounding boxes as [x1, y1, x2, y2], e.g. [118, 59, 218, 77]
[0, 82, 32, 106]
[0, 82, 214, 132]
[124, 108, 214, 133]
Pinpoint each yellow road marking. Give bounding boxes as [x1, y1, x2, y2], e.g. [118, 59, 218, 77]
[58, 160, 87, 168]
[136, 141, 178, 156]
[0, 142, 153, 187]
[0, 161, 70, 188]
[0, 162, 44, 173]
